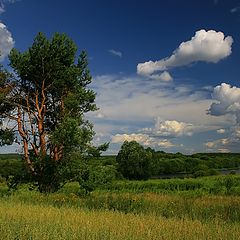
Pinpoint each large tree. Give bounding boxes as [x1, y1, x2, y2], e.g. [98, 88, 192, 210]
[0, 32, 98, 192]
[116, 141, 152, 180]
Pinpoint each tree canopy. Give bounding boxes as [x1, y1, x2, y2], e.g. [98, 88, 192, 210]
[116, 141, 152, 180]
[0, 32, 99, 192]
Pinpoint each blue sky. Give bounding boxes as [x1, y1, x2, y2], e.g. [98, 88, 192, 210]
[0, 0, 240, 154]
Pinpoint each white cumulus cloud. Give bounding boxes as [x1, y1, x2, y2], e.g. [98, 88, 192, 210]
[207, 83, 240, 152]
[217, 129, 225, 134]
[205, 138, 229, 149]
[150, 71, 173, 81]
[233, 127, 240, 138]
[87, 74, 232, 153]
[142, 118, 194, 137]
[111, 133, 174, 148]
[218, 148, 230, 153]
[208, 83, 240, 123]
[112, 133, 153, 146]
[157, 139, 174, 148]
[137, 29, 233, 80]
[154, 119, 193, 136]
[205, 141, 215, 148]
[0, 22, 14, 61]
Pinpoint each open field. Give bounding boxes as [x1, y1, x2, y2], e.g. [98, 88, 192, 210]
[0, 175, 240, 239]
[0, 200, 240, 240]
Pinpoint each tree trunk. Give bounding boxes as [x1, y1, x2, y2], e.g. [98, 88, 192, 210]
[38, 118, 47, 156]
[17, 106, 36, 175]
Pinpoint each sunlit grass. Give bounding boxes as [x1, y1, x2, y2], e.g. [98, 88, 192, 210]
[0, 176, 240, 239]
[0, 184, 239, 222]
[0, 200, 240, 240]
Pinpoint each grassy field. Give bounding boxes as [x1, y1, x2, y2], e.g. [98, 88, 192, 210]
[0, 175, 240, 239]
[99, 175, 240, 195]
[1, 200, 240, 240]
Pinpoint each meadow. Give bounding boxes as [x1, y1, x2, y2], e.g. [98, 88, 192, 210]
[1, 200, 240, 240]
[0, 175, 240, 239]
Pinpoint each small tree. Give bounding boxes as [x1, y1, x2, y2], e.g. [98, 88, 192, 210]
[116, 141, 152, 180]
[0, 32, 99, 192]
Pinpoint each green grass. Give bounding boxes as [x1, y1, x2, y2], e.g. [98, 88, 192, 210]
[0, 175, 240, 239]
[0, 153, 19, 160]
[0, 200, 240, 240]
[99, 175, 240, 196]
[1, 175, 240, 222]
[2, 189, 240, 223]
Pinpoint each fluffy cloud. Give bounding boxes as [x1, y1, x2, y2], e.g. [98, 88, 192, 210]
[137, 29, 233, 79]
[0, 2, 16, 60]
[154, 119, 193, 136]
[112, 133, 152, 145]
[157, 139, 174, 148]
[205, 138, 229, 149]
[208, 83, 240, 123]
[90, 75, 225, 126]
[218, 148, 230, 153]
[205, 141, 215, 148]
[87, 74, 231, 153]
[142, 118, 194, 137]
[233, 127, 240, 138]
[150, 71, 172, 81]
[0, 22, 14, 61]
[230, 126, 240, 142]
[206, 83, 240, 152]
[111, 133, 174, 148]
[217, 129, 225, 134]
[205, 125, 240, 153]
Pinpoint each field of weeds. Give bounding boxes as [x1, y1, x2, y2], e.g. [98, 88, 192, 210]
[0, 175, 240, 239]
[0, 200, 240, 240]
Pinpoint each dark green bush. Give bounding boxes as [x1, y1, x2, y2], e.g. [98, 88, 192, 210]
[116, 141, 151, 180]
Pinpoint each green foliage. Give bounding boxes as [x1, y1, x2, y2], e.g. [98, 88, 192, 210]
[87, 142, 110, 157]
[88, 165, 117, 187]
[147, 150, 240, 177]
[76, 164, 117, 195]
[0, 65, 15, 146]
[99, 175, 240, 197]
[116, 141, 151, 180]
[0, 32, 105, 193]
[0, 129, 14, 146]
[62, 153, 117, 195]
[0, 159, 25, 180]
[1, 176, 240, 227]
[0, 154, 31, 191]
[8, 32, 97, 150]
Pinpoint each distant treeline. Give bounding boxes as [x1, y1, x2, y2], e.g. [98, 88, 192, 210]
[147, 150, 240, 177]
[0, 154, 25, 180]
[0, 151, 239, 181]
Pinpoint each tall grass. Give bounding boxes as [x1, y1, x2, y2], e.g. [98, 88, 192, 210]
[0, 200, 239, 240]
[1, 183, 240, 223]
[101, 175, 240, 196]
[0, 176, 240, 239]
